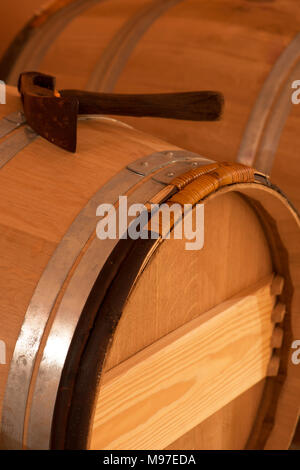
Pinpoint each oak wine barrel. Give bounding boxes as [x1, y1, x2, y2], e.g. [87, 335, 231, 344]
[0, 87, 299, 450]
[1, 0, 300, 211]
[0, 0, 46, 61]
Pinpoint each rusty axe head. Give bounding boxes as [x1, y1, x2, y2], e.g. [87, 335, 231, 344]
[18, 71, 79, 152]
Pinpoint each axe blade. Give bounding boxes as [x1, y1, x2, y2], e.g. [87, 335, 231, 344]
[19, 71, 79, 152]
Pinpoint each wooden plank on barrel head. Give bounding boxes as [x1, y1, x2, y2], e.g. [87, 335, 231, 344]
[271, 302, 286, 323]
[271, 275, 284, 296]
[90, 275, 276, 450]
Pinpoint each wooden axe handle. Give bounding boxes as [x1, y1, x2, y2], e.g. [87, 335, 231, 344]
[59, 90, 224, 121]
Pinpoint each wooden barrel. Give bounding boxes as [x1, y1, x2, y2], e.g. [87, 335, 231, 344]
[0, 87, 299, 450]
[0, 0, 45, 60]
[1, 0, 300, 212]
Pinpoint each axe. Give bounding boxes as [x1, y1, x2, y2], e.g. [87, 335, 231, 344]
[18, 71, 224, 152]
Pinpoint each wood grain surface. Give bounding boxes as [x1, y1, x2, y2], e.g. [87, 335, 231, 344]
[95, 190, 274, 450]
[1, 1, 300, 209]
[0, 83, 299, 449]
[0, 88, 179, 422]
[91, 276, 276, 450]
[0, 1, 45, 58]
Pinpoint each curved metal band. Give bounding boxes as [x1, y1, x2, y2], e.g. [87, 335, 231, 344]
[86, 0, 184, 92]
[254, 60, 300, 174]
[27, 165, 295, 450]
[0, 111, 26, 139]
[1, 0, 183, 95]
[0, 114, 131, 171]
[1, 149, 212, 449]
[237, 32, 300, 174]
[0, 115, 37, 169]
[0, 0, 106, 85]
